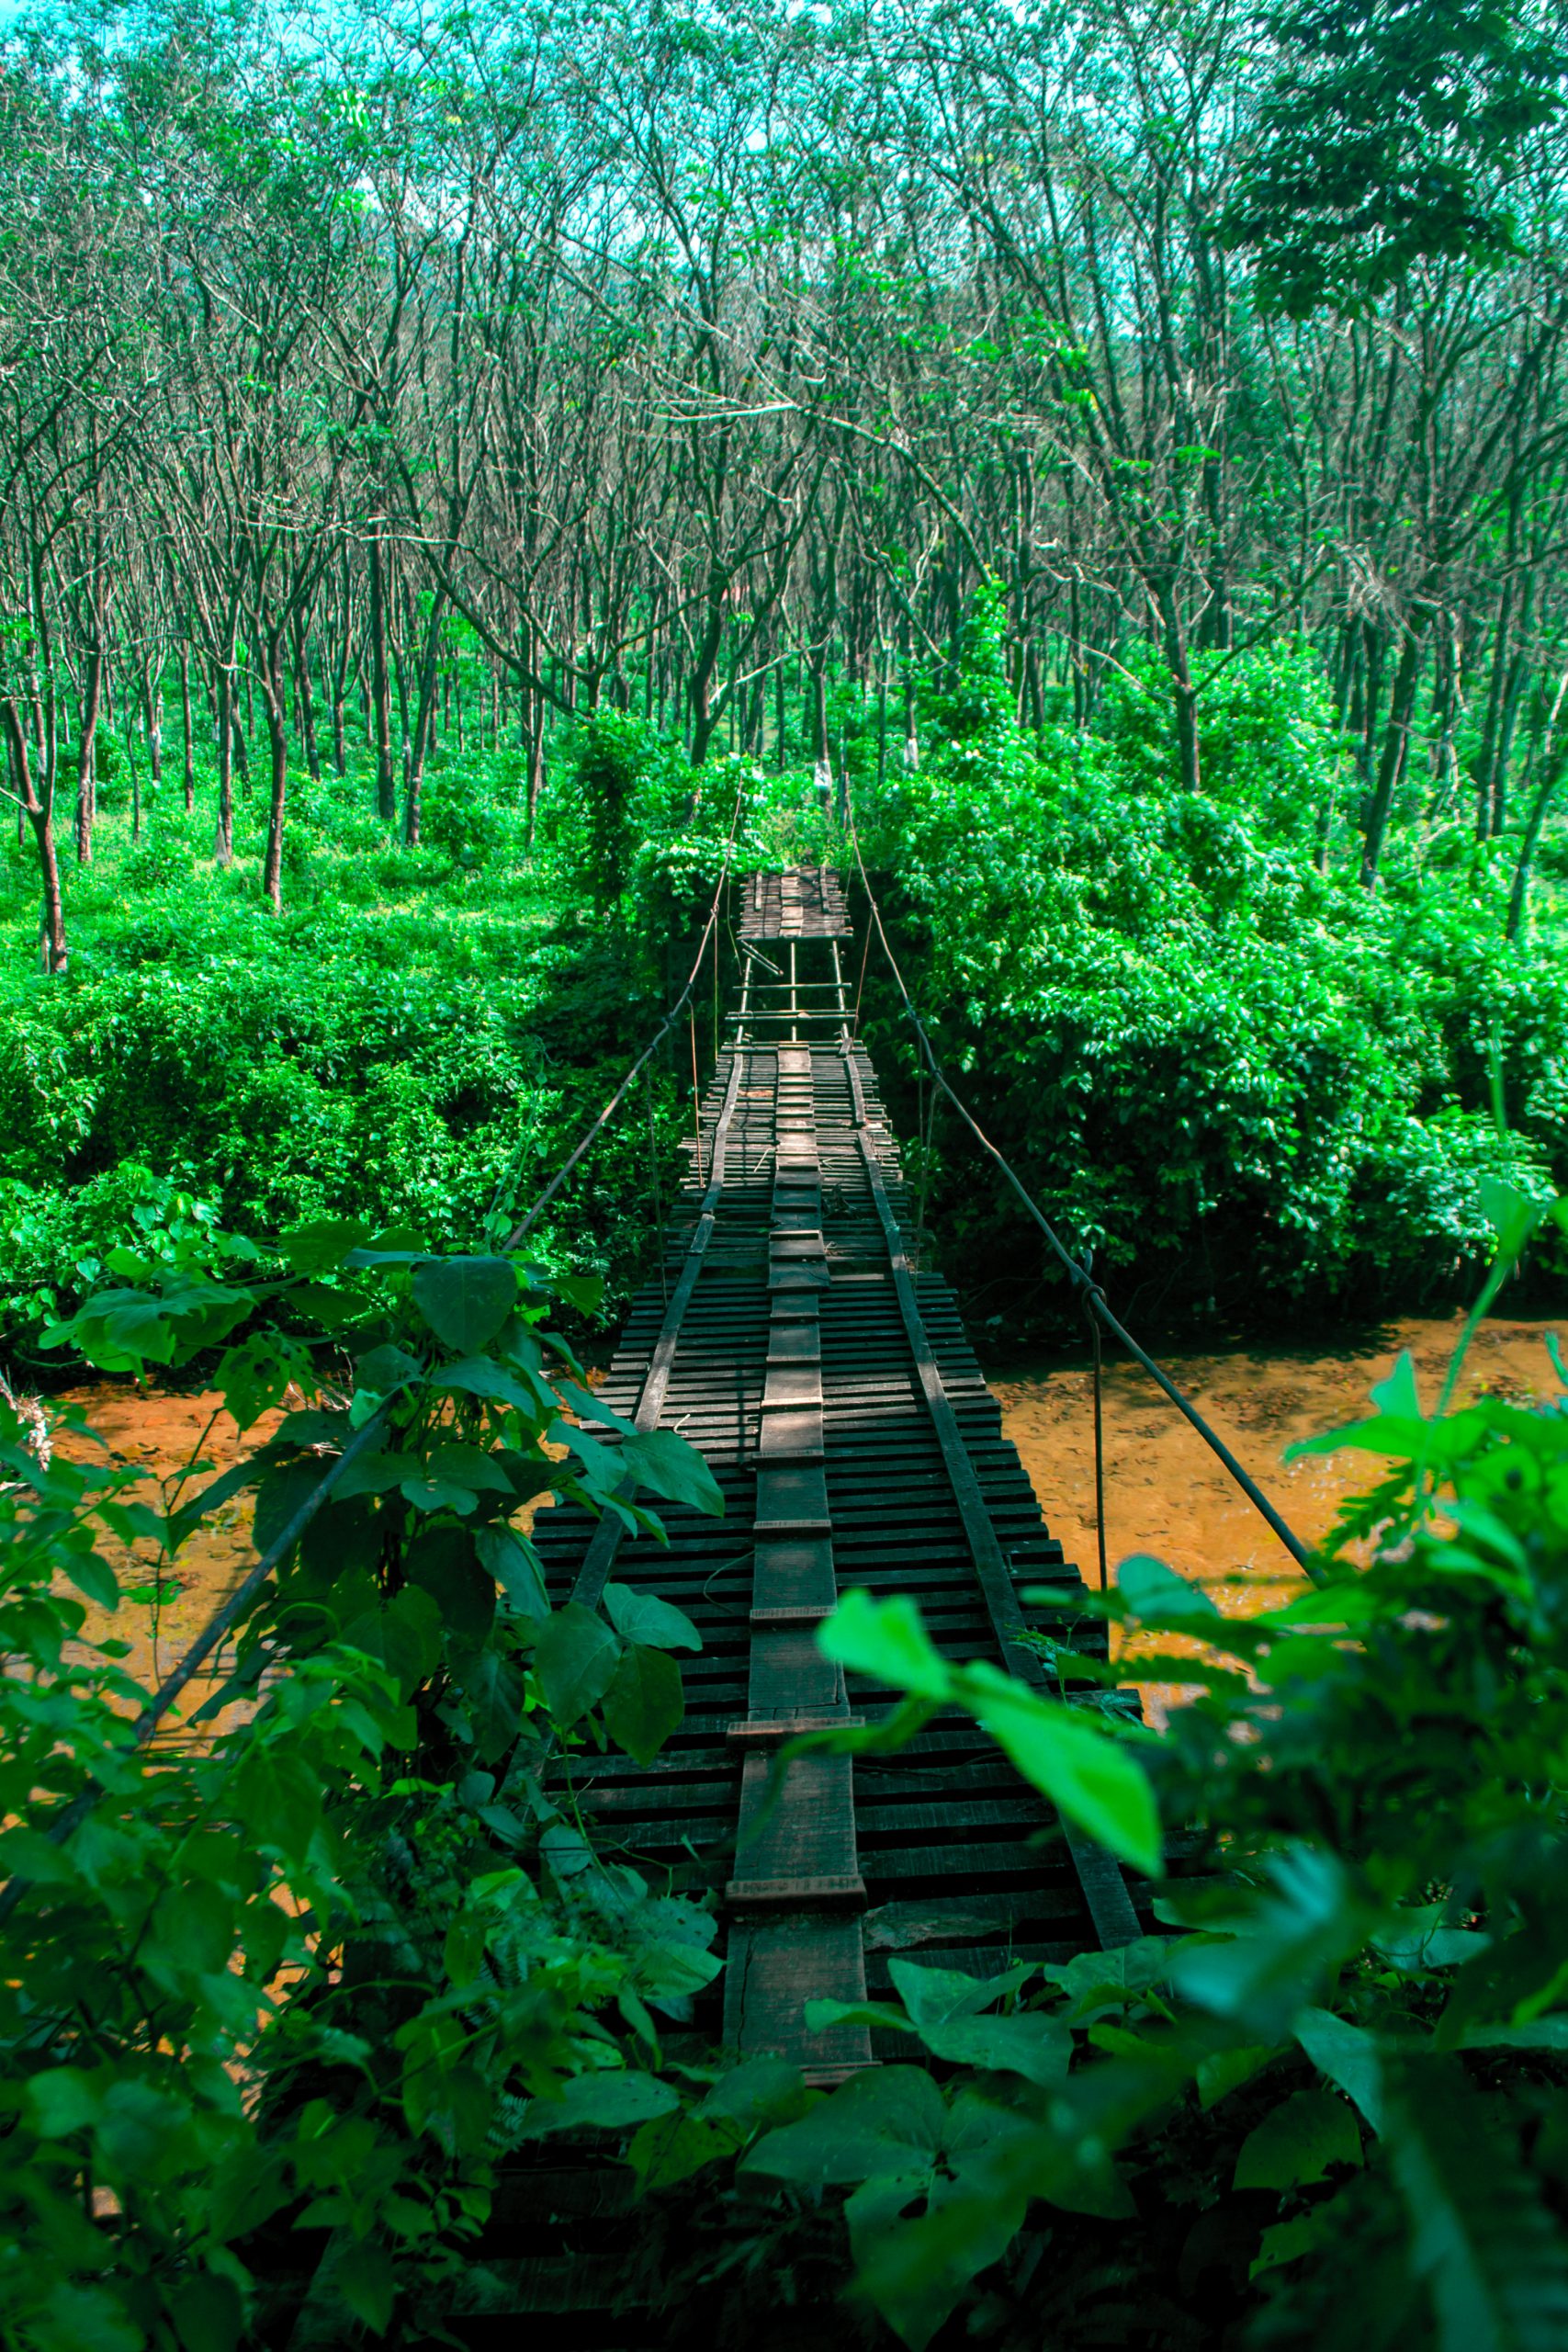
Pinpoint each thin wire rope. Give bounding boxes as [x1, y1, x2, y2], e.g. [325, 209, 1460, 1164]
[1085, 1283, 1109, 1591]
[499, 780, 746, 1249]
[689, 1003, 705, 1189]
[841, 785, 1316, 1582]
[646, 1063, 669, 1307]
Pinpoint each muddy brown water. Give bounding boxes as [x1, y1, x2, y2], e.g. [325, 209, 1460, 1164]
[988, 1312, 1565, 1723]
[53, 1315, 1563, 1732]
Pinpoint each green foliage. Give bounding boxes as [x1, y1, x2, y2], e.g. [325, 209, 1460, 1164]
[0, 1226, 728, 2347]
[1224, 0, 1568, 316]
[0, 747, 704, 1355]
[859, 635, 1568, 1330]
[765, 1180, 1568, 2350]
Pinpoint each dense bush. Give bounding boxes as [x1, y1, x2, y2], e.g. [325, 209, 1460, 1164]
[856, 628, 1568, 1330]
[4, 618, 1567, 1367]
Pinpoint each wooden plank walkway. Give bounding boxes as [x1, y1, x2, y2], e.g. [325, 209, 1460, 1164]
[531, 866, 1145, 2092]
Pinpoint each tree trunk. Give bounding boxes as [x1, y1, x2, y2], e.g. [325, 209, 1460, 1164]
[369, 526, 396, 821]
[1360, 622, 1425, 886]
[214, 663, 235, 865]
[292, 616, 321, 782]
[1490, 573, 1535, 838]
[525, 632, 546, 851]
[1154, 582, 1200, 794]
[402, 594, 448, 846]
[179, 647, 195, 814]
[1507, 672, 1568, 943]
[262, 630, 289, 911]
[74, 645, 102, 865]
[143, 661, 163, 789]
[2, 699, 67, 972]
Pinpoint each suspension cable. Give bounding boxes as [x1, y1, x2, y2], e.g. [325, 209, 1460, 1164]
[841, 791, 1317, 1583]
[498, 780, 747, 1250]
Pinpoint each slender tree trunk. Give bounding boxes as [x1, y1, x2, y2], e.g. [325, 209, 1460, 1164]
[1507, 671, 1568, 942]
[1473, 581, 1513, 840]
[403, 594, 448, 846]
[292, 616, 321, 782]
[214, 662, 235, 864]
[143, 661, 163, 790]
[1153, 581, 1200, 795]
[369, 526, 396, 821]
[1491, 574, 1536, 838]
[525, 631, 546, 850]
[262, 629, 289, 911]
[179, 647, 195, 814]
[2, 699, 67, 972]
[74, 645, 102, 865]
[1360, 622, 1425, 887]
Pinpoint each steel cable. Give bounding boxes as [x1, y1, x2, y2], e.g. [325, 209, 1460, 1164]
[841, 787, 1317, 1583]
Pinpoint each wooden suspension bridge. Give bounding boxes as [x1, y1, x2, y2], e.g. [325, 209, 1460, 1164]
[531, 866, 1147, 2099]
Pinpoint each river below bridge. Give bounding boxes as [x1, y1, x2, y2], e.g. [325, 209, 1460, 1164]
[987, 1310, 1564, 1723]
[54, 1311, 1564, 1726]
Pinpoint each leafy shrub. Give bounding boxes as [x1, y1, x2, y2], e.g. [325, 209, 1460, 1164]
[122, 834, 193, 895]
[858, 630, 1568, 1329]
[0, 1230, 727, 2348]
[777, 1179, 1568, 2350]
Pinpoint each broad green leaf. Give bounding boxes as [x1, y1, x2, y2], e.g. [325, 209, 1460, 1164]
[1043, 1938, 1176, 2016]
[26, 2066, 103, 2138]
[437, 1356, 545, 1411]
[561, 1381, 638, 1435]
[1458, 2019, 1568, 2052]
[354, 1342, 423, 1396]
[697, 2058, 812, 2131]
[403, 1527, 495, 1648]
[1386, 2058, 1568, 2352]
[626, 2110, 734, 2191]
[619, 1428, 724, 1517]
[918, 2011, 1072, 2086]
[164, 2267, 244, 2352]
[886, 1958, 1035, 2026]
[61, 1550, 119, 1610]
[957, 1662, 1161, 1876]
[475, 1524, 550, 1618]
[1197, 2044, 1277, 2109]
[340, 1586, 443, 1693]
[412, 1256, 518, 1354]
[534, 1602, 621, 1728]
[279, 1217, 373, 1273]
[423, 1442, 514, 1495]
[742, 2066, 948, 2188]
[518, 2071, 679, 2136]
[603, 1582, 702, 1651]
[331, 2239, 396, 2335]
[400, 1474, 481, 1516]
[1478, 1173, 1545, 1261]
[803, 1997, 915, 2033]
[818, 1589, 953, 1701]
[1172, 1845, 1374, 2039]
[555, 1272, 604, 1315]
[1233, 2088, 1360, 2188]
[252, 1460, 324, 1555]
[1294, 2007, 1384, 2132]
[450, 1646, 526, 1764]
[1252, 2205, 1340, 2277]
[333, 1450, 415, 1501]
[1116, 1553, 1219, 1624]
[1371, 1350, 1423, 1420]
[600, 1642, 683, 1764]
